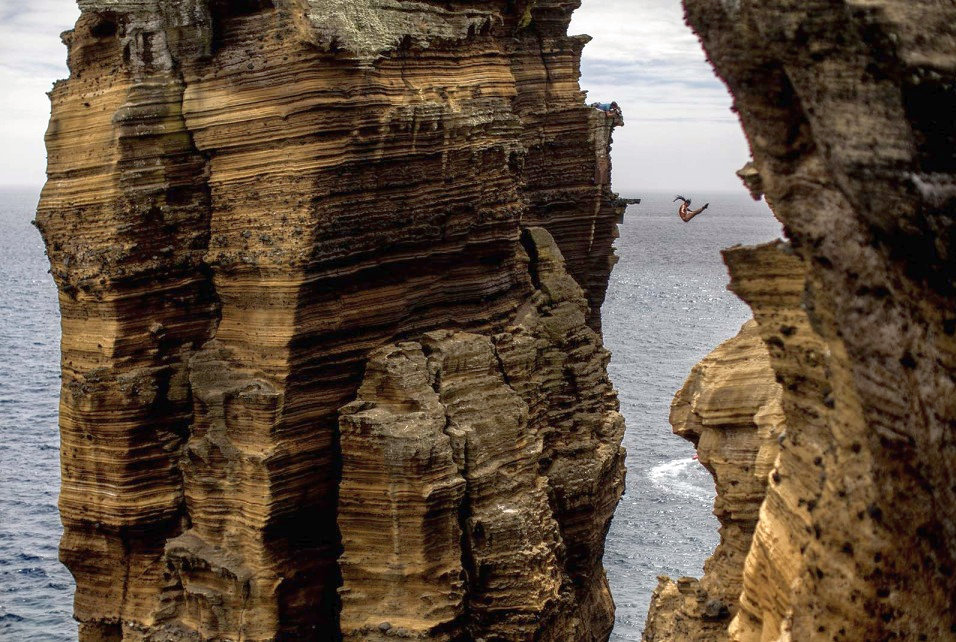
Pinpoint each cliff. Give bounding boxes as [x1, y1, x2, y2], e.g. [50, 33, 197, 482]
[721, 242, 839, 642]
[338, 229, 625, 641]
[643, 320, 784, 642]
[34, 2, 626, 640]
[645, 1, 956, 640]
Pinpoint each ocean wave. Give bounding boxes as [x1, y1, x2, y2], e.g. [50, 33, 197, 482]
[647, 457, 715, 503]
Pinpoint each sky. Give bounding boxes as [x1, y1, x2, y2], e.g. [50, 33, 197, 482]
[570, 0, 750, 194]
[0, 1, 79, 189]
[0, 0, 750, 194]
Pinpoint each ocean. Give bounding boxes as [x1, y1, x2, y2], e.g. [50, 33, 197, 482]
[0, 188, 782, 641]
[0, 189, 74, 641]
[602, 192, 782, 640]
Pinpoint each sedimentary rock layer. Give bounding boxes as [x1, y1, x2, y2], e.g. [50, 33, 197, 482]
[643, 320, 784, 642]
[36, 2, 626, 639]
[338, 229, 625, 641]
[722, 242, 834, 642]
[679, 1, 956, 639]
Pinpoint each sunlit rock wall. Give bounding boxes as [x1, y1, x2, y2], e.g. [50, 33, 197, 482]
[35, 1, 626, 639]
[338, 229, 625, 641]
[675, 1, 956, 639]
[643, 320, 784, 642]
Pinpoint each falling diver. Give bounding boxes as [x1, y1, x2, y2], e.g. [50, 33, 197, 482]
[674, 195, 710, 222]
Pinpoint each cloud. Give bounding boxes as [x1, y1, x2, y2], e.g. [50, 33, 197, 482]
[0, 0, 750, 194]
[571, 0, 752, 193]
[0, 0, 78, 188]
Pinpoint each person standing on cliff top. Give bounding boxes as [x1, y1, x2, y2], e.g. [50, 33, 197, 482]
[674, 195, 710, 222]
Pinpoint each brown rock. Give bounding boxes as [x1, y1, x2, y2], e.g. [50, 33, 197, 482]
[674, 1, 956, 638]
[337, 343, 468, 641]
[35, 2, 626, 637]
[337, 228, 626, 641]
[644, 321, 784, 642]
[720, 242, 830, 642]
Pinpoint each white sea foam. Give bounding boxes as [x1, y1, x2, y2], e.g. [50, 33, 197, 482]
[648, 457, 715, 504]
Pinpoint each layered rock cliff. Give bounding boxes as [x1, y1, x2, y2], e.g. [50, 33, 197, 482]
[645, 1, 956, 640]
[35, 2, 626, 639]
[338, 229, 625, 641]
[643, 320, 784, 642]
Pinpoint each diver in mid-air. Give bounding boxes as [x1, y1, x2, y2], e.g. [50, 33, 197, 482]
[674, 195, 710, 222]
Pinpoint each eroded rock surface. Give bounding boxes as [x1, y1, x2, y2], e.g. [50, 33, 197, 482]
[669, 1, 956, 639]
[721, 242, 835, 642]
[338, 229, 625, 641]
[643, 321, 784, 642]
[36, 2, 626, 639]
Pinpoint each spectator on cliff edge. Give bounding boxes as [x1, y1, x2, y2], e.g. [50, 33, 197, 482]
[593, 101, 621, 115]
[592, 102, 623, 128]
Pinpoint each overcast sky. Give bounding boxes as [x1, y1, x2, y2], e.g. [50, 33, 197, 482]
[571, 0, 750, 194]
[0, 0, 749, 194]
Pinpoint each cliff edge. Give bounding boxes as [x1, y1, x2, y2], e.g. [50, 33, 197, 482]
[643, 320, 784, 642]
[645, 1, 956, 640]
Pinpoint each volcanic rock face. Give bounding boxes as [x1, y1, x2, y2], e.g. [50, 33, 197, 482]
[35, 2, 626, 640]
[661, 1, 956, 640]
[643, 320, 784, 642]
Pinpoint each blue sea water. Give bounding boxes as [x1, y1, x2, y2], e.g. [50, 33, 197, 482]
[603, 192, 782, 640]
[0, 189, 74, 641]
[0, 188, 780, 640]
